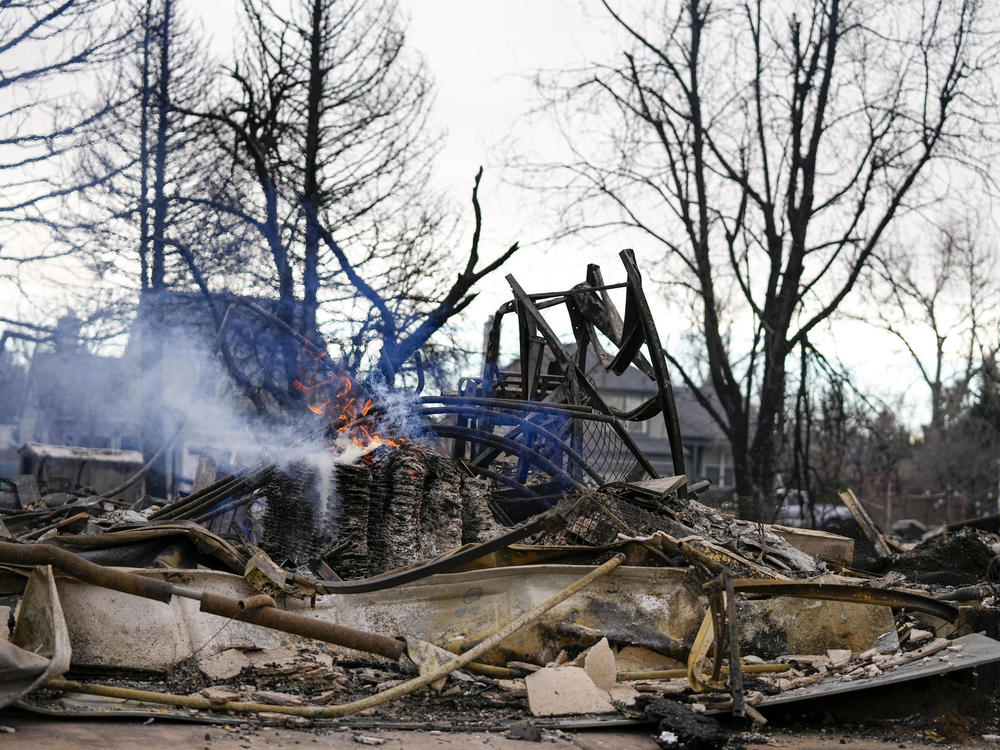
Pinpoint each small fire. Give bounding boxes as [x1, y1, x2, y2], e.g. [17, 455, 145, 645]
[294, 372, 401, 451]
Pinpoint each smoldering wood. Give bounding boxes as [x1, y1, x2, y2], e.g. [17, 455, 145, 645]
[461, 473, 505, 543]
[379, 446, 426, 572]
[419, 455, 463, 559]
[256, 444, 508, 578]
[328, 462, 371, 578]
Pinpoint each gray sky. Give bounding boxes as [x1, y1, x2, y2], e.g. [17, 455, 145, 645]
[4, 0, 989, 428]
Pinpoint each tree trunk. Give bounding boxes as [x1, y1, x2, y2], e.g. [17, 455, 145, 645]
[747, 333, 790, 519]
[301, 0, 323, 337]
[731, 422, 755, 519]
[138, 0, 153, 290]
[150, 0, 172, 291]
[143, 0, 173, 496]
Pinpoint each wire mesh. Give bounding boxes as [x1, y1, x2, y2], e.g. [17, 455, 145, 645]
[490, 411, 646, 488]
[561, 491, 676, 546]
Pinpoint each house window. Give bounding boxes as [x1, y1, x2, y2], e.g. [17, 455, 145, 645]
[704, 464, 720, 486]
[703, 454, 731, 487]
[623, 395, 649, 434]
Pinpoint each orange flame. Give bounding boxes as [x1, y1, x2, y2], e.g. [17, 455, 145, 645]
[306, 400, 329, 415]
[296, 357, 400, 451]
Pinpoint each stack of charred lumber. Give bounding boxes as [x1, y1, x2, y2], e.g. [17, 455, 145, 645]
[259, 442, 503, 575]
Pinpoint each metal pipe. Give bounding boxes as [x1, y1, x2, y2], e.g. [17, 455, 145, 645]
[0, 541, 406, 660]
[238, 594, 276, 610]
[0, 541, 174, 603]
[720, 578, 959, 621]
[196, 592, 404, 660]
[45, 555, 625, 719]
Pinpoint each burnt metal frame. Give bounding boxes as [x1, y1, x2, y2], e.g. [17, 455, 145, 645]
[418, 405, 604, 485]
[462, 250, 686, 494]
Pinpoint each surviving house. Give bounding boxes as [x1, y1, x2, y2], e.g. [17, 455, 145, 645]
[17, 292, 323, 496]
[585, 358, 734, 489]
[501, 345, 735, 489]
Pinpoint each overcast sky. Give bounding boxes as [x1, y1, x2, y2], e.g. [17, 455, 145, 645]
[399, 1, 628, 348]
[3, 0, 983, 427]
[130, 1, 991, 421]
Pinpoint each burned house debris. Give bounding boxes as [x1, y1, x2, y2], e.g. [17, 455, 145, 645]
[4, 254, 1000, 749]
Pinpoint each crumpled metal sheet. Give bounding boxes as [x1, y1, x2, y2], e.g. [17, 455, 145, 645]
[0, 565, 70, 708]
[24, 564, 705, 671]
[46, 521, 246, 573]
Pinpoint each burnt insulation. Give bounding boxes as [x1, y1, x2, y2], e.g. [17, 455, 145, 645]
[260, 460, 337, 566]
[380, 447, 427, 572]
[461, 474, 505, 543]
[365, 450, 394, 574]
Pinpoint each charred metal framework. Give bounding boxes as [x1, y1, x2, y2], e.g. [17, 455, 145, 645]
[417, 250, 687, 504]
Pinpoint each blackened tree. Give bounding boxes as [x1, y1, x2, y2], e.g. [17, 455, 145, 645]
[182, 0, 517, 396]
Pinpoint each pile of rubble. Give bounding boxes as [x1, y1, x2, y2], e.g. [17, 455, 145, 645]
[4, 439, 1000, 748]
[4, 257, 1000, 748]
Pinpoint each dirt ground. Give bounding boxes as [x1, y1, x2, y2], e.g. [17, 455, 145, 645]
[6, 672, 1000, 749]
[3, 715, 1000, 750]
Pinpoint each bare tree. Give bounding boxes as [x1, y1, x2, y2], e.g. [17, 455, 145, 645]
[0, 0, 126, 262]
[866, 222, 998, 434]
[179, 0, 518, 398]
[72, 0, 236, 297]
[861, 223, 1000, 510]
[531, 0, 999, 518]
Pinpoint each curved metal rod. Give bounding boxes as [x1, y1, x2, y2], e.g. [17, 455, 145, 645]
[427, 424, 587, 492]
[421, 395, 603, 418]
[417, 405, 604, 485]
[720, 579, 959, 622]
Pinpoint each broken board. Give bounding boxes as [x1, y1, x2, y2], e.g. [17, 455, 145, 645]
[768, 524, 855, 566]
[708, 632, 1000, 712]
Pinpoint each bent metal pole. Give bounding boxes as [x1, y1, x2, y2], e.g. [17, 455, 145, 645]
[0, 541, 405, 660]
